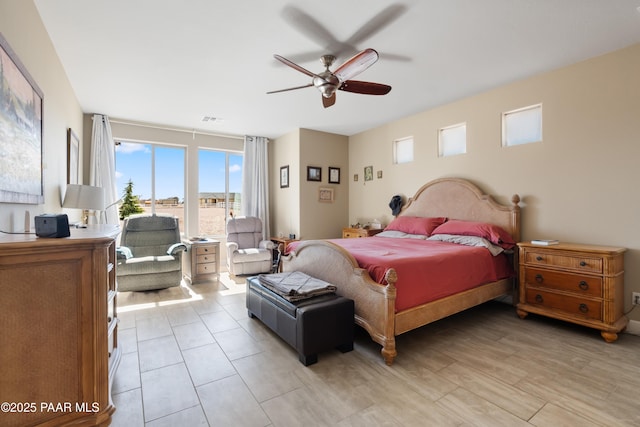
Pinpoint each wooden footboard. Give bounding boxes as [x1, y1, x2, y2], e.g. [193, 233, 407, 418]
[280, 240, 399, 365]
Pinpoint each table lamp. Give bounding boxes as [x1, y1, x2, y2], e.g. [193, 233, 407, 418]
[62, 184, 105, 226]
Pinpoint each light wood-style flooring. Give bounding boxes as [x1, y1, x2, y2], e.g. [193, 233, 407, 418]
[111, 274, 640, 426]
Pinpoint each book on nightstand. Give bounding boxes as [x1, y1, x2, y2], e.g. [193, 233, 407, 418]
[531, 239, 559, 246]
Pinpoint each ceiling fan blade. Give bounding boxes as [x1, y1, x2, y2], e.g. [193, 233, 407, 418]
[333, 48, 379, 82]
[322, 93, 336, 108]
[273, 54, 316, 78]
[346, 5, 408, 47]
[339, 80, 392, 95]
[281, 5, 347, 58]
[267, 83, 314, 94]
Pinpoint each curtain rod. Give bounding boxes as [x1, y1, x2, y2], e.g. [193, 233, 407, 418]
[92, 116, 244, 140]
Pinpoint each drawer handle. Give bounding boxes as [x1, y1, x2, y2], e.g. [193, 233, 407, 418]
[535, 274, 544, 284]
[535, 294, 544, 304]
[579, 261, 587, 267]
[579, 303, 589, 313]
[536, 256, 543, 261]
[578, 281, 589, 291]
[203, 248, 209, 252]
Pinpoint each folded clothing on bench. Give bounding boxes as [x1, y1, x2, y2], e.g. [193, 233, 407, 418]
[258, 271, 337, 302]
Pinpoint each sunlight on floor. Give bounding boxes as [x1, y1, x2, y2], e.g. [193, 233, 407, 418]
[117, 272, 247, 313]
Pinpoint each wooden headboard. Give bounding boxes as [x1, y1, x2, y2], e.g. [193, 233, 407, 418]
[399, 178, 521, 242]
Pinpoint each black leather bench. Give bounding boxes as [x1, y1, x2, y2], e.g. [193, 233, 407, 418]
[246, 275, 354, 366]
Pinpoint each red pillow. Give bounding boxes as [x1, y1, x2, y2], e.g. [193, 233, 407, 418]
[384, 216, 447, 237]
[431, 220, 516, 249]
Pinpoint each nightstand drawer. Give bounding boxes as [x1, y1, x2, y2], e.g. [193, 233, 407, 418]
[523, 268, 602, 297]
[525, 289, 602, 320]
[524, 251, 602, 273]
[196, 245, 216, 255]
[196, 254, 216, 264]
[197, 263, 217, 275]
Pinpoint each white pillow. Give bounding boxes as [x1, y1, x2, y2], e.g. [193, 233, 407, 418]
[375, 230, 427, 239]
[427, 234, 504, 256]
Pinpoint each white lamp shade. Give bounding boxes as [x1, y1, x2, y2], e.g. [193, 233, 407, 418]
[62, 184, 105, 210]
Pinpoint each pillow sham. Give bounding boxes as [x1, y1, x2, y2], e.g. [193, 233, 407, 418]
[384, 216, 447, 237]
[427, 234, 504, 256]
[431, 220, 515, 249]
[375, 230, 428, 239]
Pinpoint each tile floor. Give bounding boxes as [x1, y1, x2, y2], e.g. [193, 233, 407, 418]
[111, 274, 640, 426]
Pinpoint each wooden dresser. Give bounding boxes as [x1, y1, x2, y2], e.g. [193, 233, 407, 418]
[342, 227, 384, 238]
[0, 225, 121, 427]
[182, 238, 220, 283]
[516, 242, 627, 342]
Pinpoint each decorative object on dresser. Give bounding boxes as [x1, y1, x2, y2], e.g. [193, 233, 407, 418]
[0, 225, 121, 427]
[342, 227, 384, 238]
[517, 242, 627, 342]
[62, 184, 105, 226]
[182, 238, 220, 283]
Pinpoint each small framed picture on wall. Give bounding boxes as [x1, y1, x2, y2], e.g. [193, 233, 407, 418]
[307, 166, 321, 182]
[280, 165, 289, 188]
[328, 167, 340, 184]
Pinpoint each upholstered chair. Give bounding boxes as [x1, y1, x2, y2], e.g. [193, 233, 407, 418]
[226, 216, 274, 276]
[116, 214, 186, 292]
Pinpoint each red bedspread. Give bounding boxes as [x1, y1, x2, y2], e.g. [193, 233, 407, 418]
[287, 237, 514, 312]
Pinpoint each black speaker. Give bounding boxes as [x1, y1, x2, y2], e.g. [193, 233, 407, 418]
[35, 214, 70, 238]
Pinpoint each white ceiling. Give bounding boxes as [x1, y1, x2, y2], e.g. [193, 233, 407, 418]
[34, 0, 640, 139]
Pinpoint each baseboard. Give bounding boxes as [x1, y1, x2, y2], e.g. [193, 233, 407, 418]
[625, 319, 640, 336]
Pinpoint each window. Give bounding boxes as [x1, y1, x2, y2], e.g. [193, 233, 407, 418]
[393, 136, 414, 164]
[439, 123, 466, 157]
[198, 149, 243, 237]
[115, 142, 185, 229]
[502, 104, 542, 147]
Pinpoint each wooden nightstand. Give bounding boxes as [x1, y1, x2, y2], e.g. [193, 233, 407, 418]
[516, 242, 627, 342]
[182, 238, 220, 283]
[342, 227, 384, 238]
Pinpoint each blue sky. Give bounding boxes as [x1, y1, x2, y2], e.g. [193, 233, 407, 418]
[115, 142, 242, 200]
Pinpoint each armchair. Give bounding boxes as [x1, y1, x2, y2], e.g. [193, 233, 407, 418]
[226, 216, 274, 276]
[116, 214, 187, 292]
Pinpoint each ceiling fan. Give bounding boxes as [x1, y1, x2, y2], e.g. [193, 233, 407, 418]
[267, 48, 392, 108]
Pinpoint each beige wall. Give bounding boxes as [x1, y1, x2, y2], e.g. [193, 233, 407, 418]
[0, 0, 84, 230]
[270, 128, 348, 240]
[349, 43, 640, 321]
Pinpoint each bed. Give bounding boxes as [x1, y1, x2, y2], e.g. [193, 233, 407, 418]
[281, 177, 521, 365]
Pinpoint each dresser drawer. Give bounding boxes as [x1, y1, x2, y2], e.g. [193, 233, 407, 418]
[525, 289, 602, 321]
[523, 267, 602, 297]
[196, 245, 216, 255]
[525, 250, 602, 273]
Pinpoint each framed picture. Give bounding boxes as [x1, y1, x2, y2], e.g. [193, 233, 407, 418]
[377, 170, 383, 179]
[0, 32, 44, 204]
[354, 174, 358, 182]
[328, 166, 340, 184]
[307, 166, 321, 182]
[364, 165, 374, 182]
[280, 165, 289, 188]
[67, 128, 79, 184]
[318, 187, 334, 203]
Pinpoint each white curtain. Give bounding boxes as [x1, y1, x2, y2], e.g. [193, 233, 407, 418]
[90, 114, 118, 224]
[241, 135, 270, 240]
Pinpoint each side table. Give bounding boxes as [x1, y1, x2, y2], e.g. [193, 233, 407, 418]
[182, 238, 220, 283]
